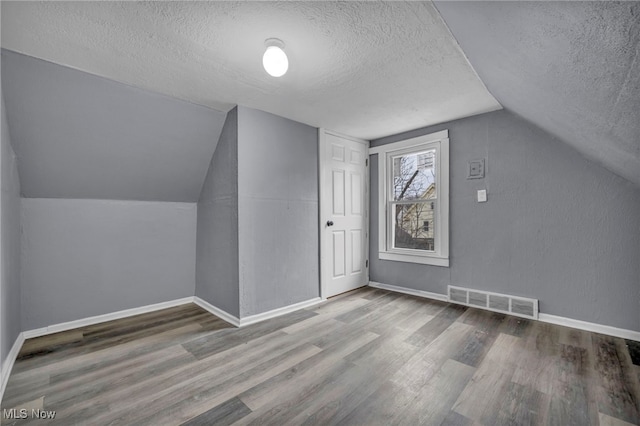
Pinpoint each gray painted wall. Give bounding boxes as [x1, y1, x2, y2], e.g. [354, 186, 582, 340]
[195, 108, 240, 317]
[237, 106, 319, 317]
[21, 198, 197, 330]
[1, 49, 226, 202]
[370, 110, 640, 332]
[1, 92, 21, 369]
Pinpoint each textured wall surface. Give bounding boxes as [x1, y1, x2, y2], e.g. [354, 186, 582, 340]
[435, 1, 640, 187]
[195, 108, 240, 317]
[1, 1, 499, 140]
[238, 107, 319, 317]
[370, 110, 640, 332]
[1, 49, 226, 202]
[21, 199, 197, 330]
[1, 92, 21, 369]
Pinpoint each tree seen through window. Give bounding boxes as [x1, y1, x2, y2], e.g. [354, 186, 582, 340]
[391, 149, 436, 251]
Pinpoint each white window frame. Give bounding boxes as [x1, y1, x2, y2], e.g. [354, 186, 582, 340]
[370, 129, 449, 267]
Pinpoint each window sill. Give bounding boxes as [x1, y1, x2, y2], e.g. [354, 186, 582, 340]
[378, 251, 449, 267]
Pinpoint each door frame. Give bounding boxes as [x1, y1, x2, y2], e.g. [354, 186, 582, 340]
[318, 128, 370, 300]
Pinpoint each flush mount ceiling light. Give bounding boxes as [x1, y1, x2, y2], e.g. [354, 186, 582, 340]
[262, 38, 288, 77]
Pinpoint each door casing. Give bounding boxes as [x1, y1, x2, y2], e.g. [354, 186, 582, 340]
[318, 128, 370, 299]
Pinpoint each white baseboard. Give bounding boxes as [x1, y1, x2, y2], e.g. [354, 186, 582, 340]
[193, 296, 323, 328]
[23, 297, 194, 339]
[1, 332, 25, 404]
[193, 297, 241, 327]
[20, 293, 324, 341]
[369, 281, 640, 342]
[538, 313, 640, 342]
[239, 297, 324, 327]
[368, 281, 448, 302]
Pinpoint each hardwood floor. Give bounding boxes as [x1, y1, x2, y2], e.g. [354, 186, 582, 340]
[2, 287, 639, 425]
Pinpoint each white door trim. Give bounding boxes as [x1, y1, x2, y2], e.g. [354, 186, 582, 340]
[318, 129, 370, 299]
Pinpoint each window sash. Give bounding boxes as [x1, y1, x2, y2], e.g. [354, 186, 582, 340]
[385, 143, 441, 256]
[389, 199, 437, 252]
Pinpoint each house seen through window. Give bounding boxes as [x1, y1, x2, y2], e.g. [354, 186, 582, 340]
[392, 149, 436, 251]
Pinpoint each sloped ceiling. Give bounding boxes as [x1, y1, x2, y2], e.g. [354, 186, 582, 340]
[1, 50, 226, 202]
[434, 1, 640, 187]
[3, 1, 636, 195]
[0, 1, 500, 141]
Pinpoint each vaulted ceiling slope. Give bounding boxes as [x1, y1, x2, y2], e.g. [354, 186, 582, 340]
[0, 1, 500, 140]
[435, 1, 640, 187]
[1, 50, 226, 202]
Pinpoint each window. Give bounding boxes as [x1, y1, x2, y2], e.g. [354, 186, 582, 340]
[370, 130, 449, 266]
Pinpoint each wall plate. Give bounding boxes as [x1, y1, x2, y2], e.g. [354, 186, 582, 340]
[467, 159, 485, 179]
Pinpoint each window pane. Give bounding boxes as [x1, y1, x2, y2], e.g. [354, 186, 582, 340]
[392, 149, 436, 201]
[393, 201, 436, 251]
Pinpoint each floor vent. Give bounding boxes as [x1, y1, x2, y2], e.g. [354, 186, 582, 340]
[447, 285, 538, 320]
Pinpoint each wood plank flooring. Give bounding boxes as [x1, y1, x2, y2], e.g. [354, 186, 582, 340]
[2, 287, 639, 425]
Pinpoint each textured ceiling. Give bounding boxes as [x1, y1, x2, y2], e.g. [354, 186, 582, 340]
[2, 50, 226, 202]
[435, 1, 640, 187]
[0, 1, 501, 140]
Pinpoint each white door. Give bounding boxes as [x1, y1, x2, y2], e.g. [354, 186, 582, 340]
[320, 129, 369, 298]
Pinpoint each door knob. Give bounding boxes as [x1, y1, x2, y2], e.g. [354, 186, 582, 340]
[326, 220, 334, 227]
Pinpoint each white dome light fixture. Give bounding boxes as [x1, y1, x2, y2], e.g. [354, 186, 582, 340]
[262, 38, 288, 77]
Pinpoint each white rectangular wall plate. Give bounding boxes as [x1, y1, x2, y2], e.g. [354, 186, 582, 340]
[477, 189, 487, 202]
